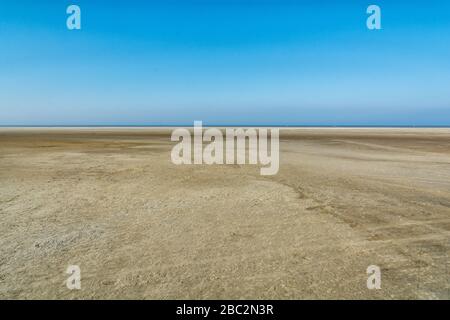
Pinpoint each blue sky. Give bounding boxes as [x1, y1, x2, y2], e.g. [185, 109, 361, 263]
[0, 0, 449, 125]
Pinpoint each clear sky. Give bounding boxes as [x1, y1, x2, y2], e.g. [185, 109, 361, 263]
[1, 0, 449, 125]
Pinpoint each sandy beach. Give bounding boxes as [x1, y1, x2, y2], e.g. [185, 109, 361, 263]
[0, 127, 449, 299]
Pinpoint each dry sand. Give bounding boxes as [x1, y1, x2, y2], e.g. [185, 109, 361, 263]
[0, 127, 449, 299]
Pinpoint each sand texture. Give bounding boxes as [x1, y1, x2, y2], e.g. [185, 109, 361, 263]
[0, 128, 449, 299]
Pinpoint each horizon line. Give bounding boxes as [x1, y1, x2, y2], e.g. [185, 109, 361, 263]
[1, 124, 450, 128]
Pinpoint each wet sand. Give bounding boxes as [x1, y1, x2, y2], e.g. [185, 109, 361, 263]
[0, 127, 449, 299]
